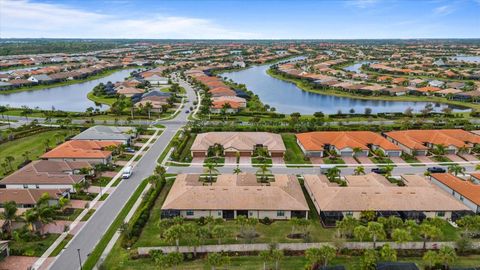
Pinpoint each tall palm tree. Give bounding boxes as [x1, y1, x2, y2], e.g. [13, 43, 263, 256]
[233, 167, 242, 175]
[367, 222, 386, 248]
[448, 164, 465, 176]
[204, 163, 219, 183]
[155, 165, 166, 179]
[0, 201, 18, 236]
[256, 163, 271, 182]
[326, 167, 341, 182]
[354, 166, 365, 175]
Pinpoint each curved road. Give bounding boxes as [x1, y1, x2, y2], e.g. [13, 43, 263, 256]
[48, 74, 196, 270]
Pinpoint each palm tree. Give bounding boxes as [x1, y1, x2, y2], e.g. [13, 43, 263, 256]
[433, 144, 447, 156]
[352, 147, 363, 157]
[419, 223, 442, 250]
[0, 201, 18, 236]
[354, 166, 365, 175]
[256, 163, 271, 182]
[368, 222, 386, 248]
[353, 225, 370, 242]
[206, 252, 230, 270]
[24, 208, 39, 232]
[423, 250, 439, 269]
[384, 164, 394, 178]
[155, 165, 166, 179]
[259, 250, 272, 270]
[37, 205, 55, 235]
[336, 216, 359, 238]
[448, 164, 465, 176]
[270, 249, 284, 270]
[392, 228, 412, 249]
[326, 167, 341, 182]
[233, 167, 242, 175]
[204, 163, 219, 183]
[379, 243, 397, 262]
[164, 224, 185, 252]
[211, 225, 228, 245]
[438, 246, 457, 269]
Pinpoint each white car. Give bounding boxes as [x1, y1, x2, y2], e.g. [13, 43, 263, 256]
[122, 166, 133, 179]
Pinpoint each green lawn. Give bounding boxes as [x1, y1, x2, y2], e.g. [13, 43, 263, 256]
[251, 157, 272, 167]
[9, 233, 60, 257]
[87, 92, 116, 106]
[0, 129, 74, 178]
[203, 157, 225, 167]
[281, 133, 311, 165]
[323, 157, 345, 165]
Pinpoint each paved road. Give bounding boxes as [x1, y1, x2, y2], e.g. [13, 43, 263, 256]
[49, 74, 196, 270]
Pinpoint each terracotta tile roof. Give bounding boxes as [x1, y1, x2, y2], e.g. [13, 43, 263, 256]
[162, 173, 308, 211]
[385, 129, 480, 150]
[417, 86, 441, 92]
[431, 173, 480, 205]
[296, 131, 401, 151]
[304, 174, 468, 212]
[0, 189, 67, 205]
[41, 140, 120, 159]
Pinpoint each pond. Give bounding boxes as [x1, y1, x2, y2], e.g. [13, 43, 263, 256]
[343, 61, 374, 74]
[450, 55, 480, 63]
[220, 62, 468, 115]
[0, 68, 136, 112]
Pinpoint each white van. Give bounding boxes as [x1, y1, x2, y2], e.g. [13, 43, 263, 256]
[122, 166, 133, 179]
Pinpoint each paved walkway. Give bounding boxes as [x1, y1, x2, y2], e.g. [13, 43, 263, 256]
[390, 156, 409, 165]
[43, 221, 71, 234]
[69, 200, 90, 209]
[356, 156, 371, 164]
[310, 157, 324, 164]
[416, 155, 435, 163]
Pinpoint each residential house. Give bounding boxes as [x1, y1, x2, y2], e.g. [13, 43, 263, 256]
[0, 189, 69, 209]
[304, 173, 469, 226]
[41, 140, 121, 164]
[296, 131, 402, 157]
[385, 129, 480, 156]
[144, 74, 169, 85]
[27, 74, 52, 83]
[430, 173, 480, 213]
[72, 125, 136, 145]
[191, 132, 286, 158]
[161, 173, 309, 220]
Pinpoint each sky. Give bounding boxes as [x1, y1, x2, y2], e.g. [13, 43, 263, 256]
[0, 0, 479, 39]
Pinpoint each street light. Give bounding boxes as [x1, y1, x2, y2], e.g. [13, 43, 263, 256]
[77, 248, 83, 270]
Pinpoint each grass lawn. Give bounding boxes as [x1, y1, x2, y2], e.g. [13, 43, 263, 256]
[432, 155, 453, 163]
[203, 157, 225, 167]
[401, 154, 425, 166]
[92, 176, 112, 187]
[51, 234, 73, 256]
[370, 157, 394, 164]
[323, 157, 345, 165]
[281, 133, 311, 166]
[251, 157, 272, 167]
[9, 233, 60, 257]
[87, 92, 117, 106]
[82, 209, 96, 221]
[54, 208, 83, 221]
[0, 129, 74, 178]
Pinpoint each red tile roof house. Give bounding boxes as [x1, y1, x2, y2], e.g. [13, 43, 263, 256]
[385, 129, 480, 156]
[0, 160, 87, 192]
[430, 173, 480, 214]
[296, 131, 402, 158]
[471, 173, 480, 184]
[0, 189, 69, 209]
[41, 140, 121, 164]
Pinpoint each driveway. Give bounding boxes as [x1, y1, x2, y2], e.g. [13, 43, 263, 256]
[310, 157, 324, 164]
[459, 154, 478, 162]
[191, 157, 205, 165]
[272, 157, 285, 166]
[416, 155, 435, 164]
[356, 156, 372, 164]
[224, 156, 237, 165]
[446, 154, 469, 163]
[239, 156, 251, 165]
[342, 156, 358, 165]
[390, 156, 409, 165]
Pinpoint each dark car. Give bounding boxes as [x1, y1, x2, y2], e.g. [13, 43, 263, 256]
[427, 167, 446, 173]
[125, 148, 135, 153]
[371, 168, 387, 175]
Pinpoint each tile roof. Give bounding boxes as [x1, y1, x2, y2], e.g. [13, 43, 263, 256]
[41, 140, 120, 159]
[304, 173, 468, 212]
[0, 189, 67, 205]
[431, 173, 480, 205]
[296, 131, 401, 151]
[162, 173, 308, 211]
[191, 132, 286, 152]
[385, 129, 480, 150]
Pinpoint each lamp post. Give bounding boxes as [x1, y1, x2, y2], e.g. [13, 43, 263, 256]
[77, 248, 83, 270]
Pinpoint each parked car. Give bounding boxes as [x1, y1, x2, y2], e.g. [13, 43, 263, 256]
[125, 147, 135, 153]
[185, 110, 190, 113]
[427, 167, 446, 173]
[122, 166, 133, 179]
[371, 168, 387, 175]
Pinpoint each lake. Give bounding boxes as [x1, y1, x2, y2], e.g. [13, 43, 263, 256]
[450, 55, 480, 63]
[0, 68, 135, 112]
[220, 63, 467, 115]
[343, 61, 374, 73]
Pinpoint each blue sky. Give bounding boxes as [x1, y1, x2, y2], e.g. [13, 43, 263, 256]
[1, 0, 479, 39]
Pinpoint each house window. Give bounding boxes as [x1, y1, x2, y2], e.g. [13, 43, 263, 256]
[218, 211, 222, 216]
[35, 185, 40, 189]
[460, 196, 464, 201]
[345, 212, 353, 216]
[23, 184, 28, 189]
[277, 211, 285, 217]
[437, 211, 445, 217]
[249, 212, 253, 216]
[186, 210, 194, 216]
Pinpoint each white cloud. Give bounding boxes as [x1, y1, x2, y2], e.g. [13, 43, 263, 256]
[0, 0, 260, 39]
[346, 0, 380, 8]
[433, 5, 455, 15]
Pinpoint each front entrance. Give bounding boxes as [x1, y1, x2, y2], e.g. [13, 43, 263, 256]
[237, 210, 248, 217]
[222, 210, 235, 219]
